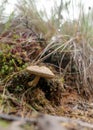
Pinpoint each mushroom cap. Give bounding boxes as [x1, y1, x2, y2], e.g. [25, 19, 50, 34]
[26, 65, 55, 78]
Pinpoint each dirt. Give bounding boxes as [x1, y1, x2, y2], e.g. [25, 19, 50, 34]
[1, 64, 93, 129]
[3, 80, 93, 124]
[57, 89, 93, 123]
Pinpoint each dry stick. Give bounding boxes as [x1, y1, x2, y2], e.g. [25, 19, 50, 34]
[37, 114, 66, 130]
[0, 113, 36, 123]
[41, 114, 93, 129]
[0, 113, 93, 129]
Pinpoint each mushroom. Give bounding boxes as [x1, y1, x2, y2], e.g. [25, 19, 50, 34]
[26, 65, 55, 87]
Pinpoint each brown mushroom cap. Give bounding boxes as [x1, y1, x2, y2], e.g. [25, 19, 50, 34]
[26, 65, 55, 78]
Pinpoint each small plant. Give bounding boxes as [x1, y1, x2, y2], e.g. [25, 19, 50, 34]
[0, 49, 28, 79]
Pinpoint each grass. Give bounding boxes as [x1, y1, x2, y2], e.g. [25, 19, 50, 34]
[0, 0, 93, 114]
[32, 1, 93, 96]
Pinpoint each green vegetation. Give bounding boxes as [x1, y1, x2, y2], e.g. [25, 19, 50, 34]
[0, 0, 93, 117]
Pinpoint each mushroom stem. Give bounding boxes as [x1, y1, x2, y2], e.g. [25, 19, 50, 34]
[28, 76, 40, 87]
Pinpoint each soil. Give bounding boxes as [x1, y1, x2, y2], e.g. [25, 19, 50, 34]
[3, 76, 93, 124]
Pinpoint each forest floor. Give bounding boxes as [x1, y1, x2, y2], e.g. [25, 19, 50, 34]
[0, 26, 93, 130]
[0, 89, 93, 130]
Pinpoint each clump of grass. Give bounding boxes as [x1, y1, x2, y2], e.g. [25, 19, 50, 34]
[38, 29, 93, 97]
[30, 1, 93, 97]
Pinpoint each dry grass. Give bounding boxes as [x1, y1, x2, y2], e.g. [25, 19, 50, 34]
[0, 0, 93, 111]
[38, 30, 93, 96]
[15, 0, 57, 40]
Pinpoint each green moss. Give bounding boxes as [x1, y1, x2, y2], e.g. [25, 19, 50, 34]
[0, 51, 27, 79]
